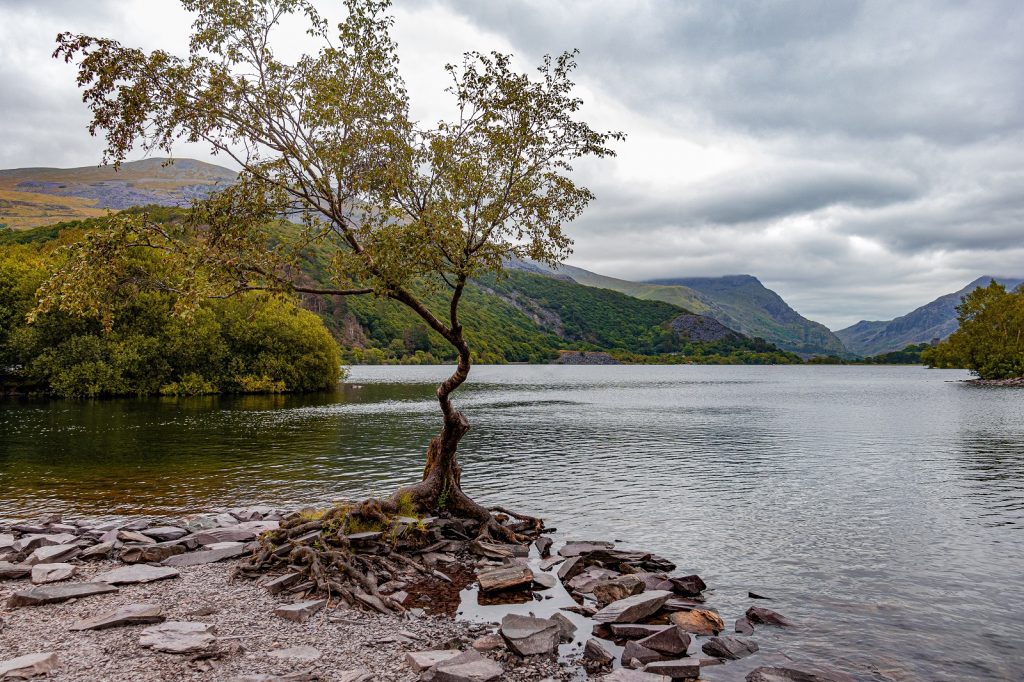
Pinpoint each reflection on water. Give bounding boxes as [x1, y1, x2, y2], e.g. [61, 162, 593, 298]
[2, 365, 1024, 680]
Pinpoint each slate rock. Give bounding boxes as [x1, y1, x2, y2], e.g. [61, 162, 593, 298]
[162, 543, 246, 567]
[471, 634, 504, 651]
[669, 608, 726, 635]
[532, 572, 557, 590]
[30, 563, 76, 585]
[735, 617, 755, 635]
[96, 564, 180, 585]
[620, 640, 665, 666]
[610, 623, 670, 639]
[144, 526, 188, 542]
[745, 661, 856, 682]
[559, 540, 615, 557]
[26, 544, 80, 566]
[746, 606, 791, 627]
[669, 574, 707, 597]
[539, 555, 564, 571]
[550, 612, 577, 642]
[637, 625, 691, 656]
[117, 530, 156, 544]
[139, 621, 216, 654]
[432, 649, 503, 682]
[0, 562, 32, 580]
[592, 575, 646, 605]
[593, 590, 672, 623]
[14, 534, 77, 552]
[191, 527, 259, 545]
[556, 556, 584, 582]
[584, 638, 615, 665]
[644, 658, 702, 679]
[182, 515, 218, 533]
[406, 650, 461, 672]
[535, 536, 553, 557]
[500, 613, 561, 656]
[0, 534, 14, 550]
[265, 572, 302, 594]
[71, 603, 165, 631]
[120, 543, 185, 564]
[79, 542, 115, 560]
[274, 599, 326, 623]
[703, 636, 759, 660]
[0, 652, 58, 679]
[478, 564, 533, 593]
[268, 646, 321, 662]
[7, 582, 118, 607]
[601, 671, 670, 681]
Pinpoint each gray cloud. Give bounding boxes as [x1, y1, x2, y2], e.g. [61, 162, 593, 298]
[1, 0, 1022, 328]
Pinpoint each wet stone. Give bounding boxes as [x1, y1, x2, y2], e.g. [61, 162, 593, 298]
[274, 599, 326, 623]
[550, 612, 577, 642]
[559, 540, 615, 557]
[532, 571, 557, 589]
[593, 590, 672, 623]
[601, 666, 671, 681]
[96, 564, 180, 585]
[746, 606, 791, 627]
[535, 536, 553, 557]
[702, 636, 759, 660]
[7, 582, 118, 607]
[669, 574, 707, 597]
[478, 564, 533, 593]
[584, 638, 615, 665]
[71, 603, 165, 631]
[669, 608, 726, 635]
[139, 621, 216, 654]
[556, 556, 584, 581]
[735, 617, 755, 635]
[746, 661, 856, 682]
[620, 640, 665, 666]
[610, 623, 670, 639]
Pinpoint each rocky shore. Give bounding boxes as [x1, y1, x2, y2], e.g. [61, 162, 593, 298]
[966, 377, 1024, 387]
[2, 509, 854, 681]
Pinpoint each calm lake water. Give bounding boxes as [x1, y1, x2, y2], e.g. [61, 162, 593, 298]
[2, 365, 1023, 680]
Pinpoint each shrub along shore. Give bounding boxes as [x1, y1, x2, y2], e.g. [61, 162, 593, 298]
[1, 506, 857, 682]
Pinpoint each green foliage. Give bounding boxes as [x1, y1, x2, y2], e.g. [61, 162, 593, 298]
[922, 281, 1024, 379]
[0, 233, 342, 398]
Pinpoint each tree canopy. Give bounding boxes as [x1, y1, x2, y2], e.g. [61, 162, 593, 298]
[923, 280, 1024, 380]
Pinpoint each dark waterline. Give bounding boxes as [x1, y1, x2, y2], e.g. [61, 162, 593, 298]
[1, 365, 1022, 680]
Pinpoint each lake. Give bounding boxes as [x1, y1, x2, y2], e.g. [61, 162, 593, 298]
[1, 365, 1022, 680]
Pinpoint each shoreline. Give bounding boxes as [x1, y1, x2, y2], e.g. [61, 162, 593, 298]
[0, 507, 859, 682]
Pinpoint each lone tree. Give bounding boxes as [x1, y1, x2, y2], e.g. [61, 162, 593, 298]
[49, 0, 621, 538]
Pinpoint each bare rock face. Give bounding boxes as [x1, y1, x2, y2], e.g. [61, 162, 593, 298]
[29, 563, 76, 585]
[499, 614, 561, 656]
[139, 622, 216, 654]
[71, 603, 165, 631]
[477, 564, 533, 593]
[7, 582, 118, 608]
[593, 590, 672, 623]
[96, 564, 180, 585]
[0, 652, 58, 680]
[273, 599, 326, 623]
[702, 635, 759, 660]
[669, 608, 726, 635]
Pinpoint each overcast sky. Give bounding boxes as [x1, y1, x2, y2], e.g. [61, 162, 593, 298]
[1, 0, 1022, 329]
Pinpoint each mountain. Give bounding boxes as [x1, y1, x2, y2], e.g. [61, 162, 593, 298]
[515, 260, 846, 357]
[0, 158, 236, 230]
[647, 275, 848, 357]
[836, 276, 1024, 356]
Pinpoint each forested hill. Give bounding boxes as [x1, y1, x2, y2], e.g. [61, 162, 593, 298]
[513, 260, 846, 357]
[836, 276, 1024, 356]
[1, 214, 799, 366]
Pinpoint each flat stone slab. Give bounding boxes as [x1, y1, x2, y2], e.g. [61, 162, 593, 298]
[601, 669, 671, 682]
[268, 646, 321, 662]
[26, 544, 80, 565]
[638, 625, 692, 656]
[96, 564, 180, 585]
[433, 649, 503, 682]
[593, 590, 672, 623]
[746, 606, 791, 627]
[0, 534, 14, 550]
[30, 563, 77, 585]
[14, 533, 77, 552]
[274, 599, 326, 623]
[7, 582, 118, 607]
[643, 659, 701, 679]
[265, 572, 302, 594]
[406, 650, 461, 672]
[500, 614, 561, 656]
[559, 540, 615, 557]
[71, 603, 165, 631]
[702, 635, 759, 660]
[0, 562, 32, 580]
[190, 527, 259, 545]
[162, 543, 246, 567]
[669, 608, 726, 635]
[144, 526, 188, 541]
[610, 623, 671, 639]
[478, 564, 533, 593]
[139, 621, 216, 654]
[0, 652, 58, 679]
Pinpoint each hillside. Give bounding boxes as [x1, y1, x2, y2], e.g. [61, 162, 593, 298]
[836, 276, 1024, 356]
[0, 158, 236, 230]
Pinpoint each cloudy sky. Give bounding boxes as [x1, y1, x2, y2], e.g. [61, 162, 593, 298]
[1, 0, 1022, 329]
